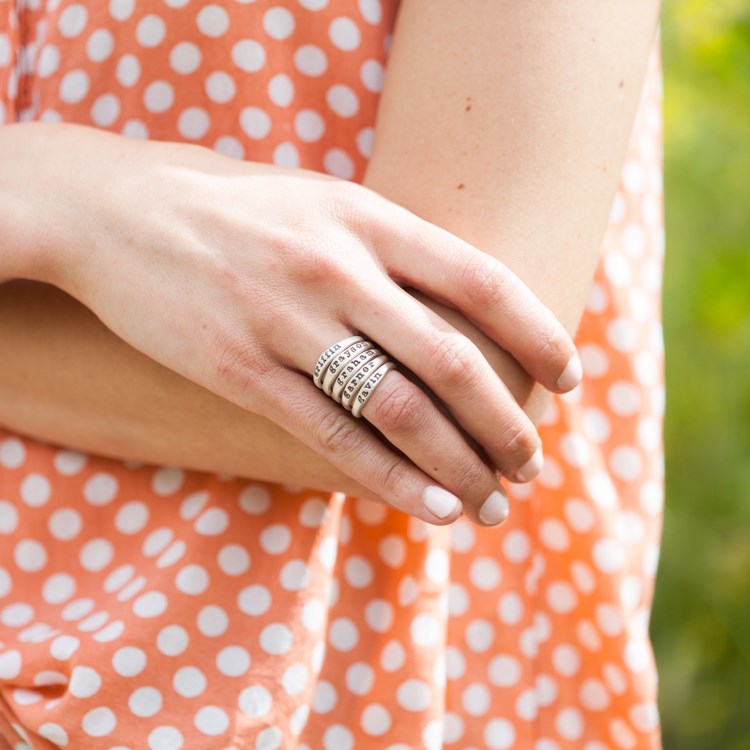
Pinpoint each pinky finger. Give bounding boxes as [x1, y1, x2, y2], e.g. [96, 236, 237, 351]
[260, 368, 464, 525]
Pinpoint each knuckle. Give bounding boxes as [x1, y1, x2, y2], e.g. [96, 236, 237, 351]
[212, 335, 273, 393]
[372, 381, 427, 436]
[425, 333, 481, 390]
[497, 416, 539, 467]
[379, 457, 412, 497]
[316, 409, 361, 456]
[462, 254, 507, 309]
[451, 457, 488, 497]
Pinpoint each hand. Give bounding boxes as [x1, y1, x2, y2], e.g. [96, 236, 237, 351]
[22, 123, 581, 527]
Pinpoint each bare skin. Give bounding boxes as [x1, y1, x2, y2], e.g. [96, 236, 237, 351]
[0, 0, 662, 524]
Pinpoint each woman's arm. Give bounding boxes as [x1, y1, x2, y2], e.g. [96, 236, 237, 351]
[0, 0, 660, 509]
[363, 0, 662, 422]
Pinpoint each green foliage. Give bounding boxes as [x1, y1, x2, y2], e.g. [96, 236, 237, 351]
[653, 0, 750, 747]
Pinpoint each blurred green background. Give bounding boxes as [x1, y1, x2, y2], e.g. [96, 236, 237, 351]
[653, 0, 750, 748]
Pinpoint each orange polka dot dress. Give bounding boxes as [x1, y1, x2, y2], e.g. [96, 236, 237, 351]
[0, 2, 665, 748]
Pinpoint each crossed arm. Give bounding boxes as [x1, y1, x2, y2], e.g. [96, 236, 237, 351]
[0, 0, 662, 499]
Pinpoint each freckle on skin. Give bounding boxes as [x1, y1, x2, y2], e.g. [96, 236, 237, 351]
[619, 79, 625, 87]
[457, 183, 465, 190]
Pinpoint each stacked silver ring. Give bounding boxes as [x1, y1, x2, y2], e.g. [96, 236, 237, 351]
[313, 335, 397, 418]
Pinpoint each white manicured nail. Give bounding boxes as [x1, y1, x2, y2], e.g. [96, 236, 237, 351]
[515, 447, 544, 482]
[557, 353, 583, 391]
[479, 489, 509, 525]
[423, 486, 461, 519]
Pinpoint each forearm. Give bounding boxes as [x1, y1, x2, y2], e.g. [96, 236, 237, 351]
[0, 279, 373, 497]
[363, 0, 662, 418]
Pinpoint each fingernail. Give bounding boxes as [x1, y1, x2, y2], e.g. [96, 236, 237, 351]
[423, 485, 462, 519]
[514, 447, 544, 482]
[556, 352, 583, 391]
[479, 489, 509, 525]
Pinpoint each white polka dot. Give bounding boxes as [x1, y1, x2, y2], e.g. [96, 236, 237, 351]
[580, 679, 611, 711]
[281, 663, 308, 696]
[148, 726, 183, 750]
[123, 119, 148, 139]
[84, 473, 118, 505]
[176, 106, 210, 140]
[344, 555, 373, 589]
[217, 544, 250, 576]
[552, 644, 580, 677]
[256, 726, 282, 750]
[463, 682, 491, 716]
[169, 42, 202, 75]
[86, 28, 114, 63]
[0, 566, 10, 599]
[82, 707, 116, 737]
[503, 530, 531, 563]
[469, 557, 501, 590]
[260, 622, 293, 655]
[237, 584, 272, 616]
[173, 666, 206, 698]
[294, 44, 327, 76]
[194, 706, 229, 736]
[259, 524, 291, 554]
[299, 0, 328, 8]
[577, 619, 602, 651]
[328, 617, 358, 651]
[592, 539, 625, 574]
[610, 445, 643, 481]
[359, 0, 382, 24]
[239, 685, 272, 717]
[38, 723, 69, 745]
[197, 5, 229, 37]
[266, 73, 295, 108]
[68, 667, 102, 698]
[360, 703, 391, 736]
[37, 44, 61, 78]
[42, 573, 76, 604]
[152, 467, 184, 495]
[326, 84, 359, 118]
[112, 646, 147, 676]
[20, 474, 51, 507]
[129, 686, 162, 717]
[0, 500, 18, 534]
[515, 688, 538, 721]
[323, 725, 353, 750]
[496, 592, 523, 626]
[360, 59, 384, 94]
[380, 639, 405, 672]
[1, 603, 33, 627]
[396, 679, 431, 712]
[465, 619, 494, 652]
[132, 591, 168, 618]
[60, 69, 90, 104]
[15, 539, 47, 572]
[202, 72, 236, 106]
[264, 7, 295, 39]
[546, 581, 578, 614]
[175, 564, 209, 595]
[157, 625, 188, 657]
[623, 639, 651, 672]
[273, 141, 300, 168]
[80, 539, 114, 572]
[91, 92, 121, 126]
[539, 518, 571, 551]
[216, 645, 250, 677]
[449, 583, 469, 617]
[109, 0, 134, 20]
[290, 704, 310, 735]
[345, 662, 374, 696]
[329, 16, 360, 50]
[484, 718, 516, 749]
[135, 15, 165, 48]
[59, 4, 88, 37]
[587, 472, 618, 509]
[214, 136, 245, 159]
[409, 611, 441, 648]
[311, 680, 337, 714]
[0, 438, 25, 468]
[361, 598, 392, 633]
[294, 109, 325, 142]
[556, 708, 584, 741]
[0, 649, 22, 679]
[197, 605, 228, 637]
[232, 39, 266, 72]
[629, 702, 660, 732]
[488, 654, 521, 687]
[607, 317, 639, 352]
[49, 635, 80, 661]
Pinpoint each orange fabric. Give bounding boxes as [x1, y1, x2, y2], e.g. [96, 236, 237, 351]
[0, 2, 665, 748]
